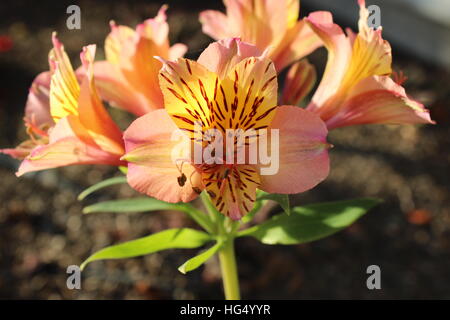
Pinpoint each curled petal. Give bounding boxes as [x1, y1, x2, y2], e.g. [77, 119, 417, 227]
[122, 109, 201, 203]
[281, 59, 316, 106]
[259, 105, 330, 194]
[325, 76, 435, 129]
[305, 11, 352, 112]
[17, 116, 123, 177]
[24, 71, 53, 131]
[105, 22, 135, 65]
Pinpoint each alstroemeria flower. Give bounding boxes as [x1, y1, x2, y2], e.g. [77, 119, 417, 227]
[305, 0, 434, 129]
[93, 5, 187, 116]
[199, 0, 322, 72]
[2, 35, 125, 176]
[122, 39, 330, 220]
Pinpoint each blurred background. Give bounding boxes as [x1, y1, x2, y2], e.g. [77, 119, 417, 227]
[0, 0, 449, 299]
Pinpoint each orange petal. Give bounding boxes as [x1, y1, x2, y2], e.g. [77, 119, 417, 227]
[92, 61, 155, 116]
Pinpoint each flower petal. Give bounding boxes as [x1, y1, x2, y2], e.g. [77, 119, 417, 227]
[325, 76, 434, 129]
[197, 38, 262, 79]
[305, 11, 352, 112]
[199, 10, 231, 40]
[24, 71, 53, 131]
[48, 34, 80, 122]
[104, 22, 135, 65]
[92, 61, 155, 116]
[203, 165, 260, 220]
[122, 109, 201, 203]
[215, 55, 278, 133]
[259, 105, 330, 194]
[281, 59, 316, 106]
[17, 116, 123, 176]
[169, 43, 188, 60]
[78, 45, 124, 155]
[270, 19, 322, 71]
[158, 57, 216, 135]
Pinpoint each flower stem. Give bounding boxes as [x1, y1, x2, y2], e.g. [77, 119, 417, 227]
[218, 238, 241, 300]
[200, 192, 241, 300]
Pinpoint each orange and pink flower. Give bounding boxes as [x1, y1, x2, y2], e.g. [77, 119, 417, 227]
[199, 0, 322, 72]
[122, 39, 330, 220]
[93, 5, 187, 116]
[1, 35, 125, 176]
[305, 0, 434, 129]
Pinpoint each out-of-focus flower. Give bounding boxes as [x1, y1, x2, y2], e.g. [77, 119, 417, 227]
[1, 35, 125, 176]
[281, 59, 316, 106]
[199, 0, 322, 72]
[0, 35, 13, 52]
[93, 5, 187, 116]
[1, 71, 52, 159]
[122, 39, 330, 220]
[305, 0, 434, 129]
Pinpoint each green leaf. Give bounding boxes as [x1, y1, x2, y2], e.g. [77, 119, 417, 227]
[83, 197, 215, 235]
[257, 192, 290, 215]
[178, 241, 222, 274]
[81, 228, 213, 270]
[238, 198, 381, 245]
[82, 197, 190, 214]
[78, 176, 128, 201]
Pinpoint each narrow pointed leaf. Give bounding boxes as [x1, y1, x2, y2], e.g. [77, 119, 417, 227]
[178, 241, 222, 274]
[82, 197, 215, 234]
[81, 228, 213, 270]
[78, 176, 128, 200]
[82, 197, 189, 214]
[238, 198, 381, 245]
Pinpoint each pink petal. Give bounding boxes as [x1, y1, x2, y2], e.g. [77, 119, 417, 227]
[122, 109, 201, 203]
[259, 105, 330, 194]
[199, 10, 231, 40]
[305, 11, 352, 112]
[169, 43, 188, 60]
[17, 116, 123, 176]
[325, 76, 434, 129]
[24, 71, 53, 130]
[197, 38, 262, 78]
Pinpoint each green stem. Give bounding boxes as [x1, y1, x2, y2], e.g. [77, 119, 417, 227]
[199, 192, 241, 300]
[218, 238, 241, 300]
[200, 192, 225, 235]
